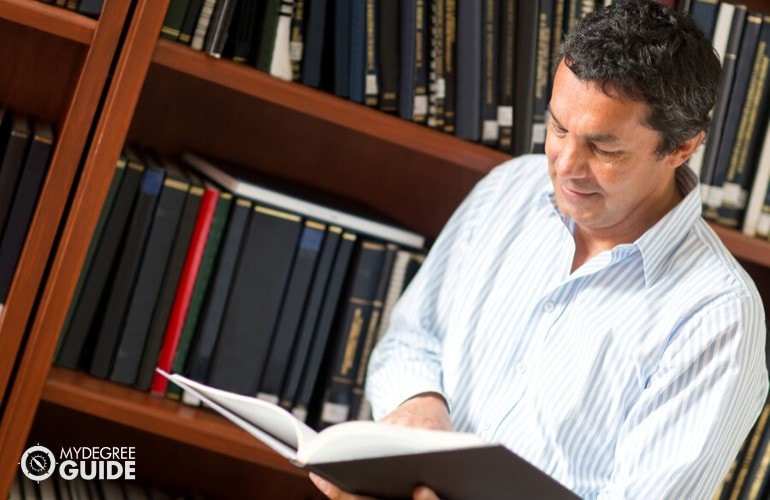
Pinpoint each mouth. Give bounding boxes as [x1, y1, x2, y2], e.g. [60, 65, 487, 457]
[561, 184, 596, 201]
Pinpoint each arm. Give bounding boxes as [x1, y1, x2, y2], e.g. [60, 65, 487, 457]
[599, 294, 768, 499]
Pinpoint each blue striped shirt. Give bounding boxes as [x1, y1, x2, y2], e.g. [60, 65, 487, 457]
[366, 154, 769, 499]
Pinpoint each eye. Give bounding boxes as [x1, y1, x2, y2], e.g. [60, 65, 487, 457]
[591, 144, 618, 158]
[550, 121, 567, 136]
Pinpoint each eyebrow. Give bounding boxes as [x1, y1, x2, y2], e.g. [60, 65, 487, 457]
[549, 109, 622, 144]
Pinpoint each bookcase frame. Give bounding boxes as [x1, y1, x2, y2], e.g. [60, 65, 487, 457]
[2, 0, 770, 497]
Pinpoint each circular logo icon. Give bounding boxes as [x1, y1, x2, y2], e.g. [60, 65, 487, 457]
[20, 445, 56, 482]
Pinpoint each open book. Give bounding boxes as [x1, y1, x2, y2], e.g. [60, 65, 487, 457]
[159, 371, 578, 499]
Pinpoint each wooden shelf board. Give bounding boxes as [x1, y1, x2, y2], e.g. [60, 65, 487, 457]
[42, 367, 304, 477]
[151, 38, 510, 173]
[0, 0, 95, 45]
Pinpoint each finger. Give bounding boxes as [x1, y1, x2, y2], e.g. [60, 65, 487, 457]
[413, 485, 441, 500]
[309, 472, 339, 499]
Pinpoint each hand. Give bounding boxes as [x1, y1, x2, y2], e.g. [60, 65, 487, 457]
[309, 473, 440, 500]
[379, 392, 452, 431]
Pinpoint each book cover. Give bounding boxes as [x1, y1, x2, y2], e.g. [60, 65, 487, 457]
[133, 174, 206, 391]
[301, 0, 330, 88]
[109, 160, 191, 385]
[55, 154, 145, 369]
[442, 0, 457, 133]
[427, 0, 446, 129]
[0, 120, 55, 305]
[161, 371, 579, 500]
[178, 0, 205, 44]
[257, 0, 295, 80]
[183, 197, 252, 387]
[513, 0, 539, 155]
[206, 205, 303, 395]
[348, 0, 368, 104]
[333, 0, 352, 98]
[160, 0, 191, 40]
[454, 0, 482, 141]
[377, 0, 399, 112]
[0, 113, 31, 245]
[149, 183, 221, 394]
[496, 0, 515, 153]
[202, 0, 237, 58]
[181, 151, 425, 249]
[258, 221, 326, 403]
[480, 0, 499, 147]
[317, 240, 386, 428]
[88, 159, 166, 379]
[290, 0, 307, 80]
[279, 226, 343, 410]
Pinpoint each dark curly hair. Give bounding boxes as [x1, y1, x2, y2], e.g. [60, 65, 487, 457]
[559, 0, 721, 156]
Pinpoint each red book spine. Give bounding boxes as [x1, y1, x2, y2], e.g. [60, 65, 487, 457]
[150, 185, 219, 394]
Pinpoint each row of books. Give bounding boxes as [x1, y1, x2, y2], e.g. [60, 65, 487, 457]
[0, 108, 56, 320]
[159, 0, 615, 156]
[53, 149, 425, 430]
[687, 1, 770, 237]
[35, 0, 104, 18]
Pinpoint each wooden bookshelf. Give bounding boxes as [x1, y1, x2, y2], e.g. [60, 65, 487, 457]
[3, 0, 770, 498]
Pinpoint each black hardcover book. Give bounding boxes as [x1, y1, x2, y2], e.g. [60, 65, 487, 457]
[133, 173, 205, 390]
[427, 0, 446, 129]
[294, 232, 356, 423]
[454, 0, 482, 141]
[480, 0, 499, 147]
[301, 0, 331, 88]
[411, 0, 429, 124]
[716, 16, 770, 228]
[0, 113, 30, 242]
[279, 226, 342, 410]
[203, 0, 238, 57]
[88, 160, 165, 379]
[496, 0, 515, 152]
[77, 0, 103, 17]
[178, 0, 205, 44]
[317, 240, 386, 428]
[513, 0, 539, 155]
[0, 120, 55, 305]
[700, 5, 748, 211]
[377, 0, 399, 112]
[442, 0, 457, 133]
[290, 0, 307, 80]
[333, 0, 352, 98]
[348, 0, 368, 104]
[184, 197, 252, 384]
[258, 221, 326, 402]
[530, 0, 554, 154]
[206, 205, 303, 395]
[690, 0, 720, 40]
[348, 242, 397, 420]
[228, 0, 259, 63]
[398, 0, 418, 120]
[55, 155, 145, 369]
[56, 157, 127, 361]
[705, 13, 763, 220]
[166, 189, 234, 399]
[160, 0, 192, 40]
[110, 160, 190, 385]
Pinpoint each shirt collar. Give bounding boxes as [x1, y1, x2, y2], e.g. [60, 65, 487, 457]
[541, 165, 702, 287]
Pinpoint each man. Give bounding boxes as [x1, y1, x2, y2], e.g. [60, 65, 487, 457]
[312, 0, 768, 497]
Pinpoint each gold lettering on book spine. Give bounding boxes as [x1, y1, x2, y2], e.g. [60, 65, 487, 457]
[341, 308, 364, 375]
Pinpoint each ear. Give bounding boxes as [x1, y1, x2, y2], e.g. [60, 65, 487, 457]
[667, 131, 704, 169]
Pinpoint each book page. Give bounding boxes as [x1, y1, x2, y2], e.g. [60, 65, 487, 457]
[298, 420, 485, 465]
[162, 372, 318, 460]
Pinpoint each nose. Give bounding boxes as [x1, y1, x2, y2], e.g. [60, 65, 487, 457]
[549, 137, 586, 179]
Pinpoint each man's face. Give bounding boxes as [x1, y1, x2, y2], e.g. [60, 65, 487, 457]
[545, 61, 685, 242]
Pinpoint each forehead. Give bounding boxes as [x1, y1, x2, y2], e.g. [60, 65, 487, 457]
[549, 62, 654, 139]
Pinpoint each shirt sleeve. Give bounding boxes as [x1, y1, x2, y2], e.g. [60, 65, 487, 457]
[598, 293, 768, 499]
[364, 161, 513, 421]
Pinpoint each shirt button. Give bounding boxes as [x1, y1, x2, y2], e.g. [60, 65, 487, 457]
[543, 301, 555, 312]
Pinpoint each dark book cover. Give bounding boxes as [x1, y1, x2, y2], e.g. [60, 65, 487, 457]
[348, 242, 397, 419]
[454, 0, 482, 141]
[0, 120, 55, 305]
[348, 0, 368, 104]
[77, 0, 103, 17]
[333, 0, 352, 98]
[700, 5, 748, 212]
[109, 160, 191, 385]
[690, 0, 720, 40]
[427, 0, 446, 129]
[364, 0, 379, 107]
[258, 221, 326, 402]
[203, 0, 238, 57]
[257, 0, 294, 77]
[178, 0, 205, 44]
[293, 232, 356, 424]
[0, 113, 31, 243]
[398, 0, 418, 120]
[160, 0, 192, 40]
[496, 0, 515, 153]
[317, 240, 386, 428]
[513, 1, 539, 155]
[149, 183, 221, 395]
[716, 16, 770, 228]
[377, 0, 399, 112]
[301, 0, 331, 88]
[133, 175, 205, 391]
[411, 0, 429, 124]
[166, 190, 233, 399]
[56, 157, 126, 361]
[530, 0, 555, 154]
[206, 205, 303, 395]
[280, 226, 343, 410]
[184, 197, 252, 384]
[480, 0, 499, 147]
[290, 0, 307, 80]
[229, 0, 261, 63]
[55, 155, 145, 369]
[88, 160, 166, 379]
[442, 0, 457, 133]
